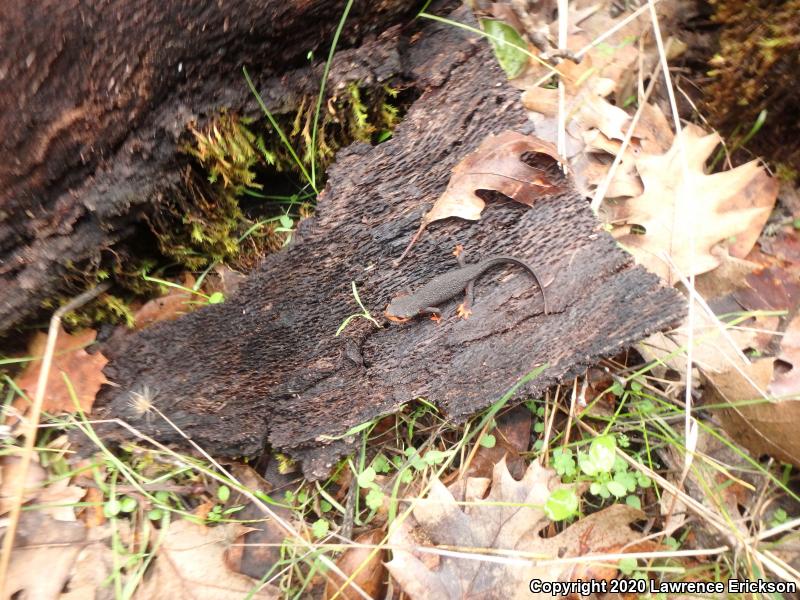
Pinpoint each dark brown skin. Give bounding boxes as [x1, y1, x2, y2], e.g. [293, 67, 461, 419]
[385, 255, 549, 322]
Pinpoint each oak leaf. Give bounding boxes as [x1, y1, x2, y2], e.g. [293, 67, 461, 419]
[705, 315, 800, 468]
[425, 131, 565, 222]
[521, 35, 638, 145]
[769, 313, 800, 400]
[15, 326, 108, 415]
[638, 303, 761, 376]
[398, 131, 566, 260]
[611, 124, 778, 284]
[581, 130, 644, 197]
[0, 456, 46, 515]
[135, 520, 279, 599]
[386, 458, 644, 599]
[3, 513, 86, 599]
[324, 529, 387, 600]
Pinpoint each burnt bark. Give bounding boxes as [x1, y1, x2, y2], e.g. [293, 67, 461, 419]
[92, 11, 686, 478]
[0, 0, 420, 334]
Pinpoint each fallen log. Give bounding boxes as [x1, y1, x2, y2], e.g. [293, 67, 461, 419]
[93, 9, 686, 478]
[0, 0, 420, 335]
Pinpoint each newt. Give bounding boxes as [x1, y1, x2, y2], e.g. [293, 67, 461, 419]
[385, 254, 549, 323]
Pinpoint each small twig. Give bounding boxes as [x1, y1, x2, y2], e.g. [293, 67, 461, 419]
[394, 221, 428, 265]
[0, 283, 110, 585]
[556, 0, 569, 164]
[563, 378, 578, 446]
[340, 477, 358, 543]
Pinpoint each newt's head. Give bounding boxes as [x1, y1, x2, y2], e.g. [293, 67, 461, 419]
[384, 294, 418, 323]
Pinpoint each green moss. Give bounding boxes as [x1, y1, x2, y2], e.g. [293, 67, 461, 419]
[260, 82, 405, 178]
[147, 111, 269, 270]
[704, 0, 800, 174]
[150, 169, 244, 270]
[57, 294, 136, 329]
[151, 83, 404, 273]
[35, 81, 407, 333]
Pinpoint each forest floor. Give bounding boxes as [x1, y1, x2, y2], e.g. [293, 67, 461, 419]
[2, 1, 800, 598]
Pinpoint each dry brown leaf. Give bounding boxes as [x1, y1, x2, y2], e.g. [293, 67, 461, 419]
[638, 301, 761, 376]
[769, 313, 800, 400]
[133, 289, 194, 330]
[582, 130, 644, 197]
[59, 527, 116, 600]
[579, 103, 677, 201]
[462, 404, 531, 480]
[659, 425, 752, 536]
[517, 18, 641, 94]
[3, 512, 87, 599]
[14, 326, 108, 415]
[132, 272, 201, 330]
[692, 250, 759, 299]
[523, 85, 631, 143]
[705, 315, 800, 468]
[523, 48, 677, 204]
[703, 358, 800, 465]
[760, 225, 800, 263]
[135, 519, 280, 599]
[633, 103, 675, 154]
[79, 486, 107, 528]
[514, 1, 677, 207]
[0, 456, 46, 516]
[733, 266, 800, 313]
[386, 459, 644, 600]
[567, 104, 675, 201]
[398, 131, 566, 260]
[223, 463, 295, 580]
[35, 477, 87, 522]
[425, 131, 564, 222]
[324, 529, 387, 600]
[566, 35, 639, 90]
[612, 124, 778, 284]
[521, 33, 635, 144]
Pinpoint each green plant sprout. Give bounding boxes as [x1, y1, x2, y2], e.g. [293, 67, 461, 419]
[418, 12, 560, 79]
[191, 212, 298, 292]
[352, 445, 454, 520]
[545, 487, 580, 521]
[141, 273, 225, 305]
[710, 108, 768, 170]
[243, 68, 316, 193]
[770, 507, 789, 529]
[552, 435, 652, 509]
[580, 435, 652, 502]
[335, 281, 381, 336]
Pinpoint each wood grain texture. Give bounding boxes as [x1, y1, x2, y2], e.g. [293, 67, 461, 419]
[0, 0, 419, 334]
[92, 11, 685, 477]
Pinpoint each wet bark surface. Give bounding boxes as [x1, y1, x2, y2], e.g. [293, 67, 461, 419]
[91, 9, 686, 478]
[0, 0, 420, 334]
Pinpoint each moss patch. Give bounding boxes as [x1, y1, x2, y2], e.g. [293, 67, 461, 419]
[150, 82, 406, 273]
[46, 80, 410, 331]
[260, 82, 404, 179]
[703, 0, 800, 174]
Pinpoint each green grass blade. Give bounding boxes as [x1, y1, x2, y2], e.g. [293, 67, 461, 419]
[310, 0, 355, 188]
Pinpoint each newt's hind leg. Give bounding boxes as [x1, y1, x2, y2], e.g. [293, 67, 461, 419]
[419, 307, 442, 322]
[456, 279, 474, 319]
[453, 244, 466, 266]
[454, 245, 471, 318]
